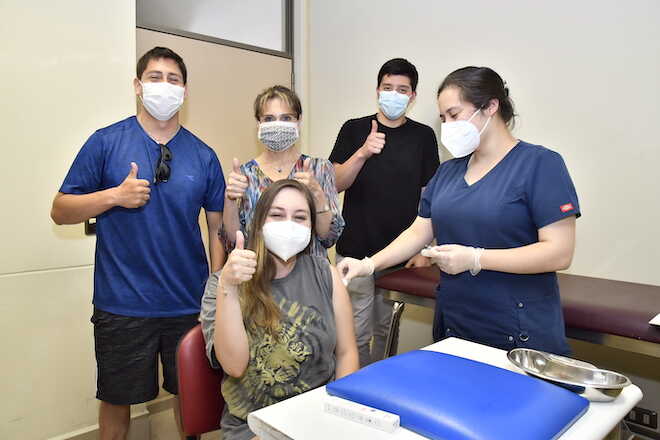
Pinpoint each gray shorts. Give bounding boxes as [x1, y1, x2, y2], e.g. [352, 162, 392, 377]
[91, 307, 198, 405]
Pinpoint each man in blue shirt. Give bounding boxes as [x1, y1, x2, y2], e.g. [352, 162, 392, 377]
[51, 47, 225, 439]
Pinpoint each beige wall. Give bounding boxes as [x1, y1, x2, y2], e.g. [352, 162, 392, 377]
[0, 12, 292, 438]
[0, 1, 135, 439]
[136, 28, 293, 176]
[306, 0, 660, 287]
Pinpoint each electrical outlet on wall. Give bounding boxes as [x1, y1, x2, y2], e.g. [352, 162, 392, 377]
[625, 406, 659, 439]
[85, 218, 96, 235]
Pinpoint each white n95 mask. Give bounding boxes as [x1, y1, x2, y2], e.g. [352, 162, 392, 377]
[262, 220, 311, 262]
[440, 108, 491, 158]
[378, 90, 410, 120]
[258, 121, 299, 152]
[140, 81, 185, 121]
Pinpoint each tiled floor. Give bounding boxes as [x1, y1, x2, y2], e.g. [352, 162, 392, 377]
[149, 408, 221, 440]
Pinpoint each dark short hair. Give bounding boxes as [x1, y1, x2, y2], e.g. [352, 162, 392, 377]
[437, 66, 516, 128]
[377, 58, 419, 92]
[136, 47, 187, 84]
[254, 85, 303, 121]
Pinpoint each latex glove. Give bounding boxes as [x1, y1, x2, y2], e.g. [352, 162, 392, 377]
[220, 231, 257, 286]
[405, 254, 432, 269]
[226, 158, 248, 201]
[337, 257, 375, 285]
[421, 244, 482, 275]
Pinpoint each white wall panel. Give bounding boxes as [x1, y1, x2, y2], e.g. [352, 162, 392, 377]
[0, 267, 96, 439]
[0, 0, 136, 275]
[138, 0, 286, 52]
[307, 0, 660, 285]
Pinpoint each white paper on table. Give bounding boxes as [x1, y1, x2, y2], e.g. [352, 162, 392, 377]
[649, 313, 660, 326]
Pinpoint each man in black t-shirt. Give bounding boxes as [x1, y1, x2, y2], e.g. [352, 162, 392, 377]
[329, 58, 440, 366]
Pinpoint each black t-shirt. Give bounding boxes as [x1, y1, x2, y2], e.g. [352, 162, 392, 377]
[329, 114, 440, 259]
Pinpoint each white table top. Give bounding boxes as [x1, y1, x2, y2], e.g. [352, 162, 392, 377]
[248, 337, 643, 440]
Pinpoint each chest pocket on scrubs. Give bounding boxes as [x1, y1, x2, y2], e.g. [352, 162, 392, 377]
[496, 187, 536, 243]
[500, 186, 527, 211]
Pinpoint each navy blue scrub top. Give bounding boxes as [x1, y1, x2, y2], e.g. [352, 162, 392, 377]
[419, 141, 580, 354]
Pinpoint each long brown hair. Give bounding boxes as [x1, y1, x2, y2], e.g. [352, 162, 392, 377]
[240, 179, 317, 336]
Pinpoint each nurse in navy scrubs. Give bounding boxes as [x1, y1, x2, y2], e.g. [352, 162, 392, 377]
[338, 66, 580, 355]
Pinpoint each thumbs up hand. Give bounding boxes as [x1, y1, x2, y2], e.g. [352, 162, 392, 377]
[115, 162, 151, 208]
[226, 158, 248, 201]
[302, 157, 312, 172]
[293, 158, 327, 211]
[359, 119, 386, 159]
[220, 230, 257, 286]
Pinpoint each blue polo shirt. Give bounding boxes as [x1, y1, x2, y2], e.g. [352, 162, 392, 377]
[60, 116, 225, 317]
[419, 141, 580, 354]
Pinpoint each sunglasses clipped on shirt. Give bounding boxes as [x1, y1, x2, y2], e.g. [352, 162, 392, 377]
[154, 143, 172, 184]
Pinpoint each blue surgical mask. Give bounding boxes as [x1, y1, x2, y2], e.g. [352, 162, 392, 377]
[378, 90, 410, 120]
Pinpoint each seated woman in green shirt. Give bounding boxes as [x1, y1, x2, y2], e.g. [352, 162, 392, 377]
[201, 179, 359, 440]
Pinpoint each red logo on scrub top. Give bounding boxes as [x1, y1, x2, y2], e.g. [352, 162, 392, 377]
[560, 203, 574, 213]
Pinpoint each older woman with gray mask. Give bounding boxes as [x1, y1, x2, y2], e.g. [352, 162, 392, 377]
[222, 85, 344, 257]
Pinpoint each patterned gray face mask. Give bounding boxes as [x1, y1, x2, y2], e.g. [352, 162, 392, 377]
[258, 121, 299, 152]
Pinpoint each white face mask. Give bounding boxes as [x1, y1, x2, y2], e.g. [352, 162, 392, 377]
[440, 108, 491, 158]
[258, 121, 299, 152]
[140, 81, 185, 121]
[262, 220, 311, 261]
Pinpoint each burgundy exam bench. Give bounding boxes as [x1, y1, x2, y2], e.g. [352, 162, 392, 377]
[375, 266, 660, 358]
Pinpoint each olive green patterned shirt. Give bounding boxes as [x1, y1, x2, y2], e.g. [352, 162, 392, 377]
[200, 254, 336, 439]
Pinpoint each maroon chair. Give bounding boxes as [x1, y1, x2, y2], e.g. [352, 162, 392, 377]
[176, 324, 224, 440]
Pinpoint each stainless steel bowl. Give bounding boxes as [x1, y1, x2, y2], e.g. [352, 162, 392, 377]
[507, 348, 631, 402]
